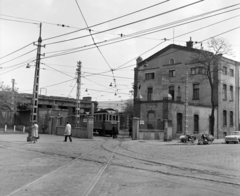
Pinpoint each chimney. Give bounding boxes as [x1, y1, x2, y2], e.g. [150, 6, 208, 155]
[186, 37, 193, 48]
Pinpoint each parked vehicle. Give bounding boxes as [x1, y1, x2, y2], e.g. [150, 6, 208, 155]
[198, 133, 214, 145]
[180, 134, 196, 143]
[225, 131, 240, 144]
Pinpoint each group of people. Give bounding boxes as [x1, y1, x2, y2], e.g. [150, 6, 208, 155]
[30, 121, 133, 142]
[29, 121, 72, 143]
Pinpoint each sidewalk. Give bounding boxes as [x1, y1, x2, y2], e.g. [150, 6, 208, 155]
[133, 138, 225, 145]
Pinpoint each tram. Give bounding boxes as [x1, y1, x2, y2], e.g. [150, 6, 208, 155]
[93, 109, 120, 135]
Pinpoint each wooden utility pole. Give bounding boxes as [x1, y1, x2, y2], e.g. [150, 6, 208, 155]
[76, 61, 82, 127]
[30, 23, 45, 124]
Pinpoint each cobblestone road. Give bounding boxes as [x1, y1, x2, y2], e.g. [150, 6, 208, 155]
[0, 134, 239, 196]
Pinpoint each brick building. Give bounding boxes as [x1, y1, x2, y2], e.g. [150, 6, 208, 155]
[134, 39, 240, 139]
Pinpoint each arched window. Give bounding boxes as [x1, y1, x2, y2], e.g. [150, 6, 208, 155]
[169, 58, 175, 64]
[194, 115, 199, 133]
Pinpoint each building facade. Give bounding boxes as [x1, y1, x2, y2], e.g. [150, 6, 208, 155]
[134, 40, 240, 139]
[15, 94, 97, 134]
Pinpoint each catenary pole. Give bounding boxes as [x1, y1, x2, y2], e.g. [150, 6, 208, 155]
[30, 23, 45, 124]
[184, 71, 188, 134]
[76, 61, 82, 127]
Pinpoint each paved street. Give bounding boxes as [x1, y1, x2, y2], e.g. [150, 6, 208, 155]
[0, 133, 240, 196]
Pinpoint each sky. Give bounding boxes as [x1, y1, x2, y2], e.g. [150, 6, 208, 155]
[0, 0, 239, 104]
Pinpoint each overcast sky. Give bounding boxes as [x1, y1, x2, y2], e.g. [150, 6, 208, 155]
[0, 0, 239, 103]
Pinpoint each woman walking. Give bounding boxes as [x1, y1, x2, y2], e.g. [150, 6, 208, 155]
[31, 122, 39, 144]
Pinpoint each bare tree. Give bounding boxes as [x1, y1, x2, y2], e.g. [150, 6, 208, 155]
[189, 37, 233, 135]
[0, 83, 24, 114]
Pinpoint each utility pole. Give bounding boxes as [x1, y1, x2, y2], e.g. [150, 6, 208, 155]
[11, 79, 15, 126]
[184, 71, 188, 135]
[11, 79, 15, 112]
[76, 61, 82, 127]
[30, 23, 45, 124]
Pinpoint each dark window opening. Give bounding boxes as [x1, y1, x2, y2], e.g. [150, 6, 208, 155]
[169, 86, 174, 100]
[147, 87, 153, 101]
[194, 115, 199, 133]
[223, 110, 227, 126]
[145, 73, 155, 80]
[177, 113, 182, 133]
[193, 84, 199, 100]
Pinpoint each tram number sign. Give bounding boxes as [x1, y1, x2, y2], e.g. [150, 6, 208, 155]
[111, 121, 117, 125]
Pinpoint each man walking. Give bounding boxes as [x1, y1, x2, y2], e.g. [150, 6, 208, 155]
[64, 122, 72, 142]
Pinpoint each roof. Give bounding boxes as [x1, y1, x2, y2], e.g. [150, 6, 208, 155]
[137, 44, 239, 67]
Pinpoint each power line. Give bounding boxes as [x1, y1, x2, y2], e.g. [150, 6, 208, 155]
[40, 0, 170, 41]
[46, 0, 205, 45]
[0, 48, 37, 66]
[43, 63, 75, 78]
[0, 17, 38, 25]
[41, 79, 75, 88]
[75, 0, 118, 91]
[43, 6, 240, 59]
[0, 42, 33, 60]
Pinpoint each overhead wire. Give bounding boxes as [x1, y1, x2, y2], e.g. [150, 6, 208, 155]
[0, 48, 37, 66]
[42, 6, 240, 60]
[75, 0, 118, 92]
[45, 0, 205, 46]
[0, 42, 34, 60]
[0, 17, 38, 25]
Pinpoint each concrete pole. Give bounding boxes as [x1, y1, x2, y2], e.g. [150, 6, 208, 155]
[23, 126, 25, 132]
[14, 125, 16, 132]
[11, 79, 15, 127]
[5, 125, 7, 132]
[184, 71, 188, 135]
[76, 61, 82, 127]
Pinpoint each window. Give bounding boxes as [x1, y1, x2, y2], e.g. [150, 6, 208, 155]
[169, 86, 174, 100]
[230, 69, 234, 77]
[147, 87, 153, 101]
[191, 68, 196, 75]
[191, 67, 206, 75]
[223, 110, 227, 126]
[169, 59, 175, 64]
[230, 111, 233, 126]
[194, 115, 199, 133]
[145, 73, 154, 80]
[193, 84, 199, 100]
[223, 84, 227, 100]
[230, 86, 233, 101]
[177, 113, 182, 133]
[223, 67, 227, 75]
[169, 70, 175, 77]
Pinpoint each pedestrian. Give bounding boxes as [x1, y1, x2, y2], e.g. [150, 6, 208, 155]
[64, 122, 72, 142]
[129, 126, 132, 138]
[31, 122, 39, 144]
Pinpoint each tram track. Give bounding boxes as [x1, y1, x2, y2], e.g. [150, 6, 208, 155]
[2, 138, 122, 196]
[100, 140, 240, 187]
